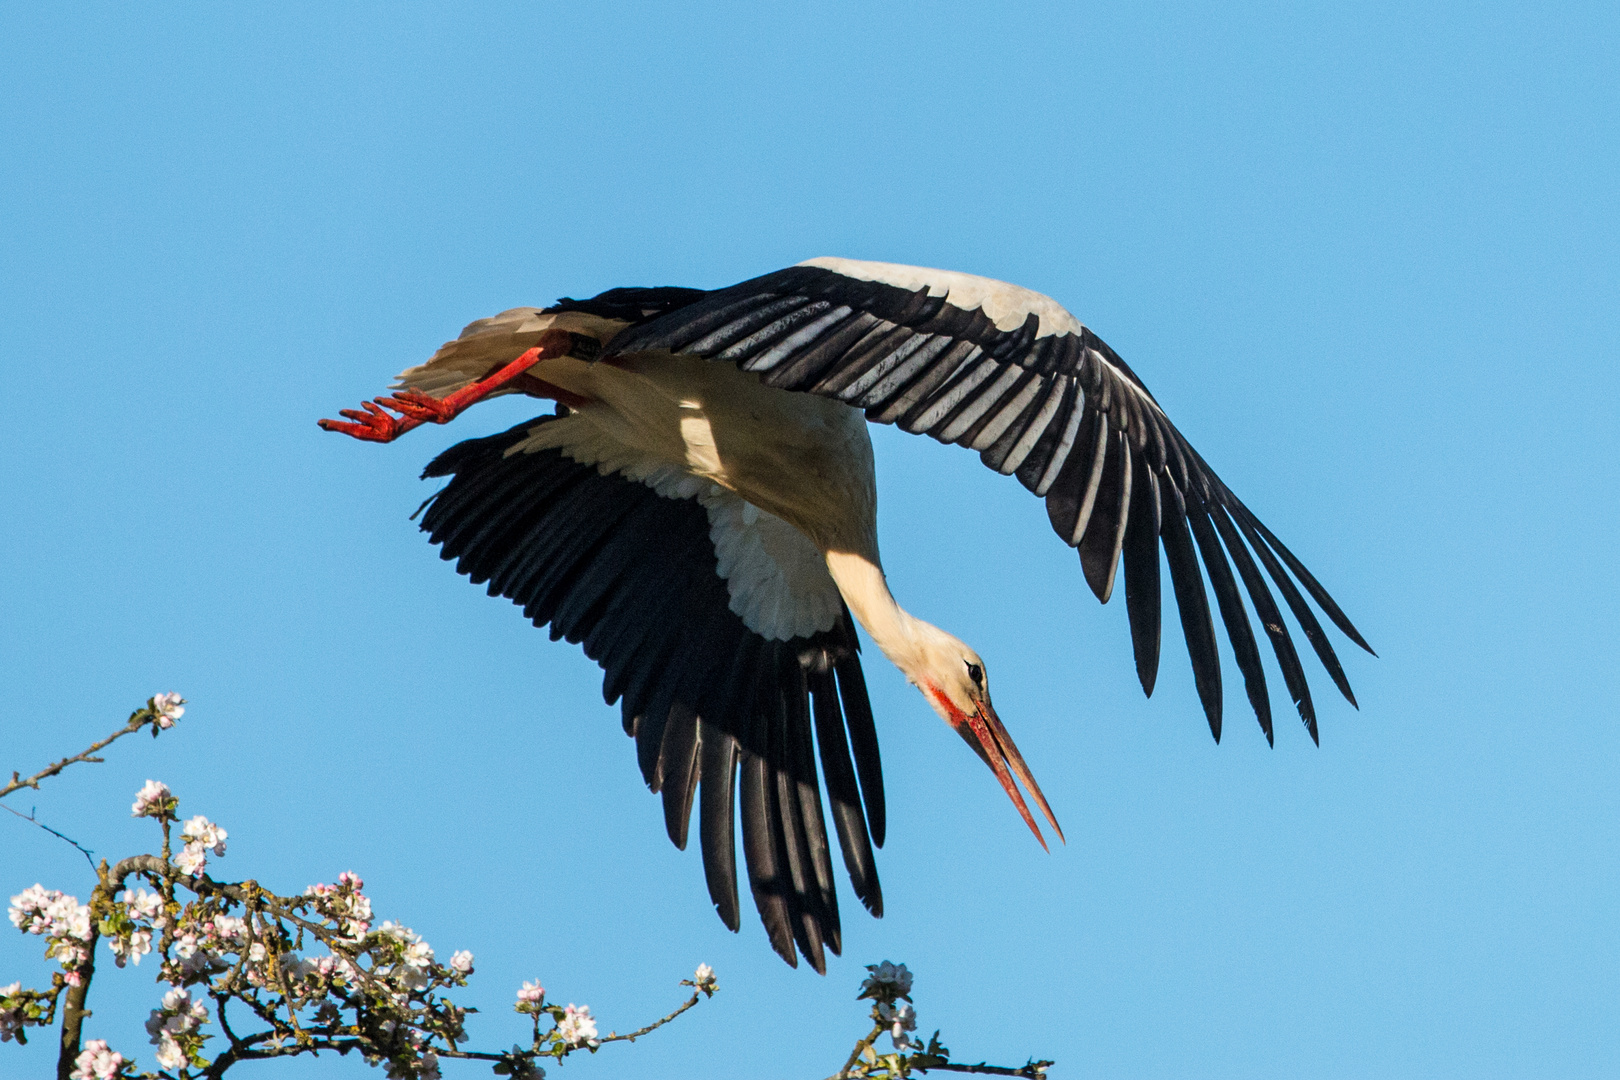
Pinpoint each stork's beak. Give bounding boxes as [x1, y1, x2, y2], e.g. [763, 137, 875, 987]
[932, 690, 1065, 850]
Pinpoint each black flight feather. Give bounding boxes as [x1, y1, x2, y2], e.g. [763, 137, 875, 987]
[608, 262, 1367, 744]
[417, 414, 881, 972]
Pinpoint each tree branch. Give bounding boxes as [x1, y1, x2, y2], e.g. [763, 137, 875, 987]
[2, 709, 159, 800]
[54, 862, 111, 1080]
[916, 1061, 1054, 1078]
[600, 992, 701, 1044]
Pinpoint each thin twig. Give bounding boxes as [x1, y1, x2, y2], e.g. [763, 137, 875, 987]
[2, 713, 153, 800]
[916, 1061, 1054, 1078]
[601, 992, 701, 1043]
[0, 803, 96, 868]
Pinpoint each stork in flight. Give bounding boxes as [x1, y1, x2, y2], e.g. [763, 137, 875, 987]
[320, 258, 1372, 972]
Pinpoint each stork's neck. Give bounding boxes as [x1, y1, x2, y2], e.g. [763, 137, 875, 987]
[824, 550, 928, 673]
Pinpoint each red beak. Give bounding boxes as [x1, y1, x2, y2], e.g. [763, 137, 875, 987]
[930, 689, 1064, 850]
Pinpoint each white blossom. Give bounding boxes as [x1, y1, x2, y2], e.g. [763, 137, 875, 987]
[555, 1003, 598, 1047]
[108, 928, 152, 967]
[305, 874, 372, 938]
[516, 980, 545, 1006]
[148, 987, 208, 1034]
[124, 887, 165, 924]
[9, 884, 54, 932]
[153, 1033, 185, 1070]
[860, 960, 914, 1001]
[69, 1039, 126, 1079]
[11, 885, 94, 980]
[7, 884, 87, 940]
[144, 986, 208, 1068]
[173, 844, 208, 877]
[130, 780, 175, 819]
[382, 922, 434, 968]
[878, 1001, 918, 1049]
[180, 815, 227, 855]
[693, 963, 717, 992]
[449, 950, 474, 974]
[151, 692, 185, 728]
[51, 895, 92, 942]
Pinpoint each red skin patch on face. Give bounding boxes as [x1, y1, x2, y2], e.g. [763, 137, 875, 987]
[924, 685, 967, 727]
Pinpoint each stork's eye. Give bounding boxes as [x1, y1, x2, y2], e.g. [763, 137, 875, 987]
[966, 662, 984, 689]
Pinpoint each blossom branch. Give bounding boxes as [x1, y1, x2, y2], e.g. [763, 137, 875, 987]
[1, 695, 185, 802]
[824, 963, 1053, 1080]
[11, 743, 717, 1080]
[7, 696, 1053, 1080]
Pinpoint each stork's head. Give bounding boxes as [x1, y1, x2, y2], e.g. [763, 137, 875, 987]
[903, 622, 1064, 849]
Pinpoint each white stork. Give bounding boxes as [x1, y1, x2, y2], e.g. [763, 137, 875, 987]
[320, 257, 1372, 972]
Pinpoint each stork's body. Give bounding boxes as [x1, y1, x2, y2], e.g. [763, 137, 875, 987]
[527, 346, 881, 558]
[321, 258, 1372, 971]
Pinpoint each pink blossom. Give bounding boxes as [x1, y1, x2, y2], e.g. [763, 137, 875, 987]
[151, 693, 185, 728]
[69, 1039, 126, 1079]
[450, 950, 474, 974]
[516, 980, 545, 1006]
[130, 780, 175, 819]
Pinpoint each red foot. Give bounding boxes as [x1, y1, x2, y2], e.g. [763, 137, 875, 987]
[319, 329, 583, 444]
[318, 400, 420, 442]
[372, 388, 457, 424]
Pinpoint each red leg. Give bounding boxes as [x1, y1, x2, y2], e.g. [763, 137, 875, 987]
[318, 329, 584, 443]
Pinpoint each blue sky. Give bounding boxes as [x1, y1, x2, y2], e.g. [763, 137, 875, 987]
[2, 3, 1616, 1077]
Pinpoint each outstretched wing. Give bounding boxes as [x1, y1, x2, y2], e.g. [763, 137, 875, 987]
[605, 257, 1374, 744]
[418, 413, 884, 972]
